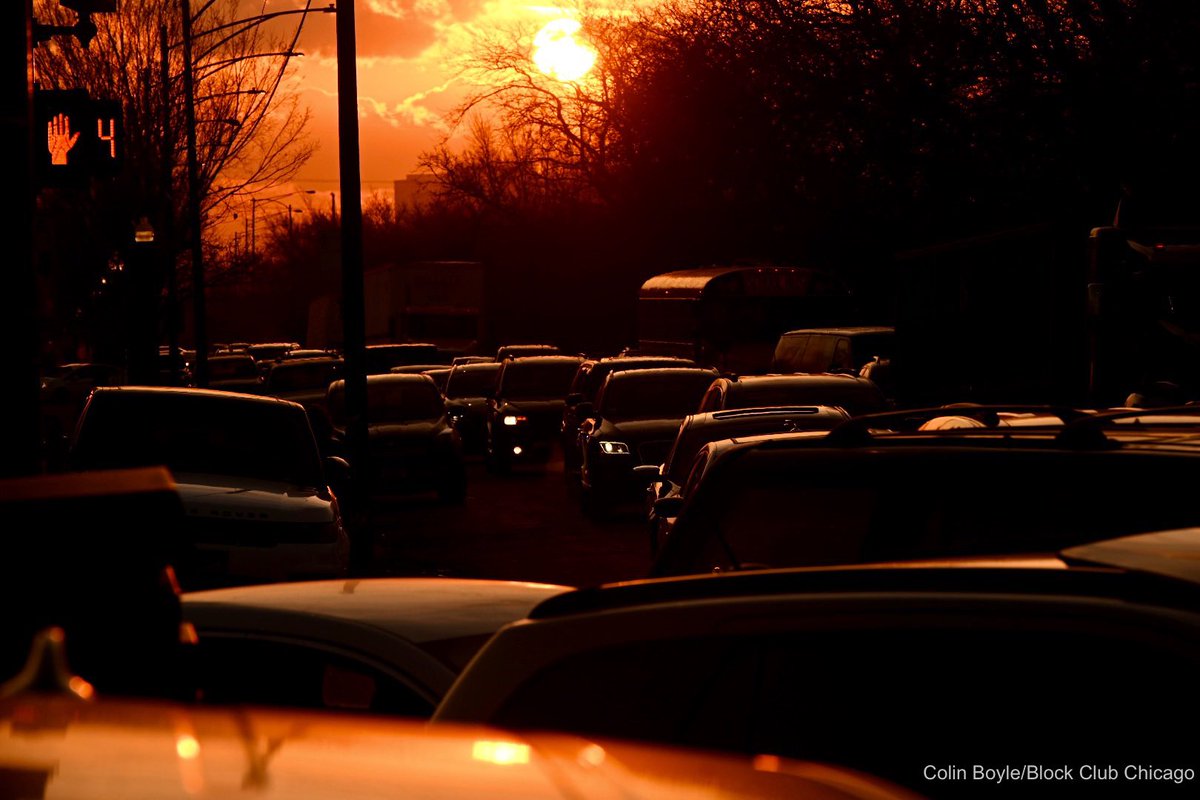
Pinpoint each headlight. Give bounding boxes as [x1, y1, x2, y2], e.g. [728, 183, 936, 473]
[599, 441, 630, 455]
[503, 414, 527, 426]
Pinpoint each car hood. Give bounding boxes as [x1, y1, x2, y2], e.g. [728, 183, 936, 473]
[174, 473, 333, 524]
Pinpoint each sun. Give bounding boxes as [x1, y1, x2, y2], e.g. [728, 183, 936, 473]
[532, 19, 596, 82]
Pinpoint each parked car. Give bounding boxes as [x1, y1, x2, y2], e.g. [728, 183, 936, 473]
[576, 367, 718, 513]
[205, 353, 265, 393]
[650, 406, 1200, 578]
[496, 343, 561, 360]
[444, 361, 502, 454]
[184, 577, 571, 716]
[366, 342, 443, 374]
[433, 528, 1200, 798]
[265, 357, 343, 411]
[771, 326, 895, 374]
[561, 356, 697, 472]
[325, 374, 466, 503]
[0, 682, 923, 800]
[452, 355, 495, 365]
[69, 387, 350, 590]
[486, 355, 584, 472]
[697, 373, 888, 415]
[640, 405, 851, 553]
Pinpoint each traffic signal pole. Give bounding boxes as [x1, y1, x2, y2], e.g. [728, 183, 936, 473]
[1, 0, 41, 476]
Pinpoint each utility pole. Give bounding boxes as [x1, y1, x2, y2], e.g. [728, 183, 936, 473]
[336, 0, 370, 567]
[181, 0, 208, 386]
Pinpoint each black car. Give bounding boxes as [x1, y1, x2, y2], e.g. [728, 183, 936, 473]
[326, 374, 466, 503]
[486, 355, 584, 472]
[495, 343, 561, 360]
[576, 366, 718, 514]
[561, 355, 696, 472]
[444, 361, 502, 455]
[697, 372, 888, 415]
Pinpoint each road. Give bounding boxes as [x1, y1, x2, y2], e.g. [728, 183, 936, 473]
[358, 451, 652, 589]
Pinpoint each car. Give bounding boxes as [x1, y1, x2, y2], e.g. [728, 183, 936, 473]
[649, 406, 1200, 578]
[486, 355, 584, 472]
[575, 366, 718, 514]
[433, 528, 1200, 798]
[0, 682, 923, 800]
[452, 355, 496, 365]
[325, 373, 467, 503]
[496, 343, 562, 360]
[183, 577, 571, 716]
[265, 356, 343, 411]
[365, 342, 443, 374]
[638, 405, 851, 553]
[205, 353, 264, 393]
[443, 361, 502, 454]
[697, 373, 889, 415]
[68, 386, 350, 590]
[246, 341, 300, 372]
[561, 356, 697, 472]
[771, 326, 895, 374]
[422, 367, 453, 394]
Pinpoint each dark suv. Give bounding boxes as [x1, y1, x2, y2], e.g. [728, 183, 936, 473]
[486, 355, 584, 472]
[576, 367, 718, 513]
[651, 406, 1200, 577]
[561, 355, 696, 472]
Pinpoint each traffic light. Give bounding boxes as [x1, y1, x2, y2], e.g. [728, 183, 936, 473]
[33, 89, 123, 188]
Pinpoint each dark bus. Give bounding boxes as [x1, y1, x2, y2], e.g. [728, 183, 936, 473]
[636, 265, 856, 374]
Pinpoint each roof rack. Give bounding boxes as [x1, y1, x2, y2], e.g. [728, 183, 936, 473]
[824, 405, 1090, 447]
[1053, 405, 1200, 449]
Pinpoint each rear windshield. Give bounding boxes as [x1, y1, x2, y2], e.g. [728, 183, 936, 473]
[328, 379, 445, 424]
[208, 357, 258, 380]
[585, 359, 694, 398]
[728, 381, 885, 415]
[600, 372, 715, 422]
[498, 361, 581, 400]
[446, 364, 501, 398]
[268, 361, 341, 393]
[665, 449, 1200, 575]
[366, 345, 440, 373]
[72, 393, 322, 487]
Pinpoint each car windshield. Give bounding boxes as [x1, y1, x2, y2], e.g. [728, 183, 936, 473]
[600, 372, 715, 421]
[497, 361, 580, 400]
[269, 361, 341, 393]
[72, 393, 323, 488]
[445, 364, 501, 398]
[328, 379, 445, 424]
[209, 357, 258, 380]
[729, 381, 885, 415]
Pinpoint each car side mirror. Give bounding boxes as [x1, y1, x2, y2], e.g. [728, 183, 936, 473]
[653, 495, 684, 518]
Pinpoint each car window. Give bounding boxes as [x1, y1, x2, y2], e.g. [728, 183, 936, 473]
[445, 364, 501, 398]
[490, 620, 1200, 791]
[194, 636, 435, 717]
[73, 393, 323, 488]
[497, 361, 580, 399]
[269, 361, 341, 393]
[667, 449, 1200, 574]
[599, 373, 715, 421]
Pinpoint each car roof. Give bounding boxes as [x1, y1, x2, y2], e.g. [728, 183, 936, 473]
[184, 578, 570, 646]
[778, 326, 896, 336]
[501, 355, 584, 366]
[0, 695, 918, 800]
[88, 385, 304, 410]
[724, 373, 878, 387]
[606, 366, 718, 382]
[529, 528, 1200, 621]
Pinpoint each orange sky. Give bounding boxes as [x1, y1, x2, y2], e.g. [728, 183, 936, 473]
[253, 0, 607, 195]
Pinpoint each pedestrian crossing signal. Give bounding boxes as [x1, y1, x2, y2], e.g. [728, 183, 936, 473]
[34, 89, 123, 188]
